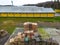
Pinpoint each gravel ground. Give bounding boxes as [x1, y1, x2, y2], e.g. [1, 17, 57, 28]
[44, 28, 60, 45]
[0, 34, 10, 45]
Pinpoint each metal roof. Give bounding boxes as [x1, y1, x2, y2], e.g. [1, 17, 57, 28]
[0, 5, 55, 13]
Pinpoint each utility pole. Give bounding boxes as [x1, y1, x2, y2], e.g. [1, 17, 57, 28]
[11, 0, 13, 6]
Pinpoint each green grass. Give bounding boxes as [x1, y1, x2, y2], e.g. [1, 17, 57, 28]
[55, 16, 60, 22]
[38, 28, 50, 39]
[0, 17, 55, 22]
[0, 17, 60, 22]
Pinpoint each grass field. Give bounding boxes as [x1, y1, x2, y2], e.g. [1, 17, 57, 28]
[0, 17, 60, 34]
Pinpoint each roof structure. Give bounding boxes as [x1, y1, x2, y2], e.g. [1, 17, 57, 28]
[0, 5, 55, 13]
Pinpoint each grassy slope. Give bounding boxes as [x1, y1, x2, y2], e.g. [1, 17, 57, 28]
[0, 17, 60, 22]
[38, 28, 50, 39]
[0, 17, 60, 34]
[0, 17, 54, 22]
[55, 16, 60, 22]
[0, 23, 16, 34]
[0, 17, 54, 34]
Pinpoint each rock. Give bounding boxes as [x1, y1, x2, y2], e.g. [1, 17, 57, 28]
[0, 30, 10, 45]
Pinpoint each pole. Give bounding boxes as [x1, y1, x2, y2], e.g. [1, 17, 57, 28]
[11, 0, 13, 6]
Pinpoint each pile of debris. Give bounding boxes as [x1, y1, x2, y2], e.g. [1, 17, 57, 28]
[8, 22, 59, 45]
[0, 29, 10, 45]
[9, 22, 40, 45]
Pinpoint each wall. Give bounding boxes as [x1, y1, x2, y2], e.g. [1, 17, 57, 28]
[0, 13, 55, 17]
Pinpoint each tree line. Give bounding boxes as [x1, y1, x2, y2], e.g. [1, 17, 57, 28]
[23, 1, 60, 9]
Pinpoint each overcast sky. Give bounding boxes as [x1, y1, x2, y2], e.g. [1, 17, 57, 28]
[0, 0, 52, 6]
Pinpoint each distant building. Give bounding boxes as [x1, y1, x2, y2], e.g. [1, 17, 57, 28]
[0, 5, 55, 17]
